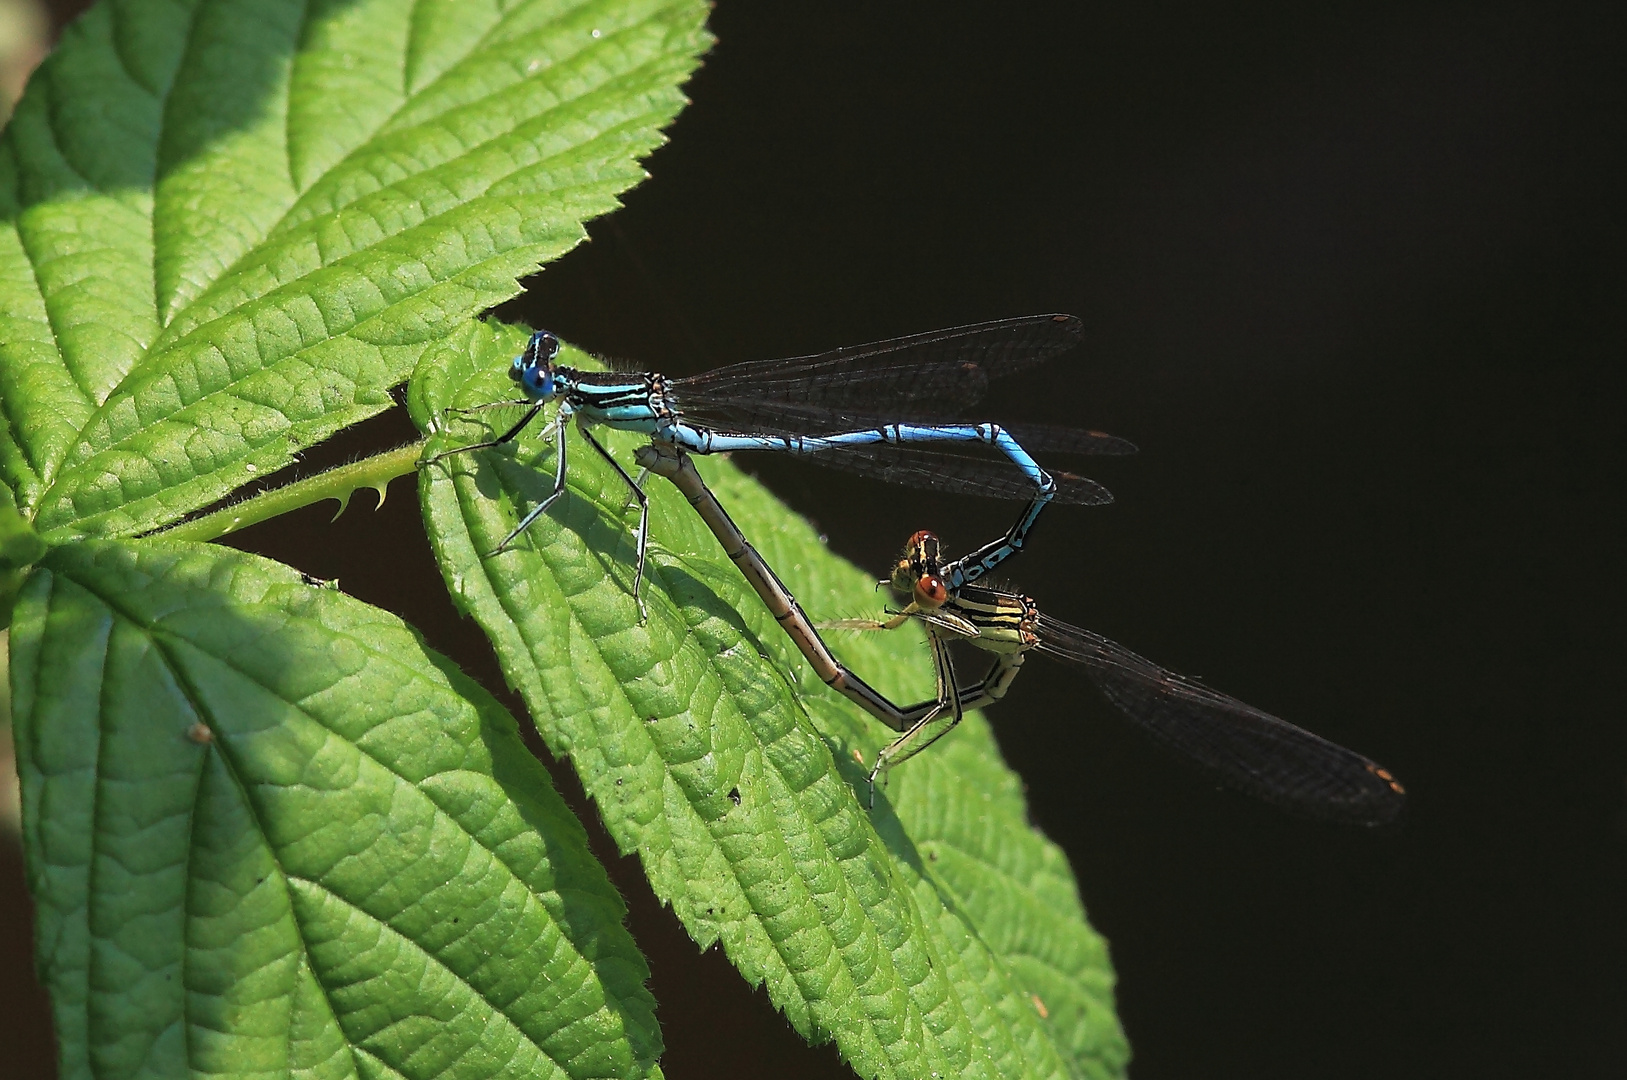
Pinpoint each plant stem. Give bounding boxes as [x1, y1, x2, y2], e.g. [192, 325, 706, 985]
[155, 441, 427, 544]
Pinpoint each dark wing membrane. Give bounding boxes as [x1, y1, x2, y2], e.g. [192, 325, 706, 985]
[669, 390, 894, 439]
[673, 314, 1082, 419]
[802, 445, 1114, 506]
[1032, 613, 1405, 825]
[1005, 423, 1138, 457]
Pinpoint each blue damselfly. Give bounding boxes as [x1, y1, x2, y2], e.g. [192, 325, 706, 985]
[428, 316, 1133, 616]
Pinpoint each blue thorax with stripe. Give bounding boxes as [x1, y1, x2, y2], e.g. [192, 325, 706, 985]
[511, 329, 670, 434]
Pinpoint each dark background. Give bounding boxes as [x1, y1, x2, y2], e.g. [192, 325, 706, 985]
[5, 1, 1625, 1077]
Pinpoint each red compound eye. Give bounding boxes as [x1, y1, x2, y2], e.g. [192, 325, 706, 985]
[914, 574, 948, 608]
[906, 530, 942, 570]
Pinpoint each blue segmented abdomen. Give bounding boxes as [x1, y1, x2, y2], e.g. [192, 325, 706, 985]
[667, 421, 1057, 492]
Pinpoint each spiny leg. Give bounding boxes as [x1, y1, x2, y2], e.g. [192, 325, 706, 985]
[867, 634, 965, 806]
[622, 466, 651, 511]
[424, 401, 545, 467]
[921, 634, 968, 755]
[490, 409, 571, 554]
[445, 397, 533, 417]
[820, 612, 914, 632]
[578, 425, 651, 624]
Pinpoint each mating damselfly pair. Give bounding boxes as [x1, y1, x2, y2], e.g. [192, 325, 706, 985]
[426, 315, 1405, 826]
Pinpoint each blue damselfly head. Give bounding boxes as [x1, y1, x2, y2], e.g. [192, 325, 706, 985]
[511, 330, 562, 400]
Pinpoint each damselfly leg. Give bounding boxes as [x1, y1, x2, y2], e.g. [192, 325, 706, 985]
[423, 400, 545, 466]
[576, 424, 651, 622]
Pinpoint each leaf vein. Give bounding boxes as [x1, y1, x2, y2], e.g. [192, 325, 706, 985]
[77, 585, 634, 1075]
[283, 0, 312, 196]
[93, 609, 585, 1077]
[281, 873, 574, 1079]
[14, 220, 93, 415]
[263, 0, 675, 248]
[70, 571, 115, 1071]
[149, 0, 214, 334]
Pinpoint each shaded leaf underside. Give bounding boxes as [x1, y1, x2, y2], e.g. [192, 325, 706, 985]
[8, 538, 663, 1080]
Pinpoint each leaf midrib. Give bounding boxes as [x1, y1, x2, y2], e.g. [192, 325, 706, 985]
[41, 14, 690, 530]
[149, 0, 655, 351]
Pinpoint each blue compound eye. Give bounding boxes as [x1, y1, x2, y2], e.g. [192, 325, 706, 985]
[511, 330, 561, 399]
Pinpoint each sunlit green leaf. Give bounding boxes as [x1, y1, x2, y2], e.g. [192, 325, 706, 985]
[0, 0, 710, 541]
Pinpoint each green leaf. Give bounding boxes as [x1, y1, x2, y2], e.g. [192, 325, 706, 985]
[413, 323, 1129, 1080]
[0, 492, 46, 569]
[0, 0, 710, 542]
[0, 491, 46, 625]
[8, 537, 661, 1080]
